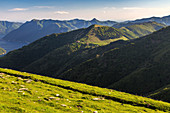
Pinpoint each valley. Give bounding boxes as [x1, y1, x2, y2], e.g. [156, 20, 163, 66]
[0, 39, 27, 55]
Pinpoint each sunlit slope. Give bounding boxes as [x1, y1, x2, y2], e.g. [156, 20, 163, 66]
[0, 68, 169, 113]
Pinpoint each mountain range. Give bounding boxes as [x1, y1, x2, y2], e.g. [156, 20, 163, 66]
[113, 15, 170, 28]
[2, 15, 170, 43]
[0, 21, 22, 38]
[2, 18, 117, 43]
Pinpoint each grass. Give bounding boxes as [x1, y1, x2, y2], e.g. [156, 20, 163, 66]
[0, 68, 169, 113]
[85, 36, 128, 46]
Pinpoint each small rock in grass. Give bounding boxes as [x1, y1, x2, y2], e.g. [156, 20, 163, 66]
[11, 81, 17, 84]
[6, 75, 10, 77]
[19, 88, 28, 91]
[49, 97, 55, 99]
[24, 79, 33, 83]
[92, 98, 104, 101]
[26, 79, 33, 83]
[93, 98, 100, 101]
[56, 98, 60, 100]
[17, 91, 23, 93]
[56, 94, 60, 97]
[20, 85, 25, 87]
[61, 104, 67, 107]
[17, 77, 23, 80]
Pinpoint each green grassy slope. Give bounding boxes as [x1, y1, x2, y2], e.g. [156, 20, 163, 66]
[0, 47, 6, 55]
[0, 68, 169, 113]
[121, 22, 166, 37]
[61, 26, 170, 97]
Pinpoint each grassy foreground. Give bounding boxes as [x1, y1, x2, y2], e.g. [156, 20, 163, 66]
[0, 68, 169, 113]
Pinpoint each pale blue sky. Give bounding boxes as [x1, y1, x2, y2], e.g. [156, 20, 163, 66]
[0, 0, 170, 22]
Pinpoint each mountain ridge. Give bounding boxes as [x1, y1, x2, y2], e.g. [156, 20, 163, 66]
[113, 15, 170, 28]
[2, 19, 117, 43]
[0, 21, 22, 38]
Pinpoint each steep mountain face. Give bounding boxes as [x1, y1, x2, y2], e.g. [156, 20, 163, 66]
[113, 15, 170, 28]
[0, 47, 6, 55]
[0, 21, 22, 38]
[2, 19, 117, 43]
[61, 26, 170, 97]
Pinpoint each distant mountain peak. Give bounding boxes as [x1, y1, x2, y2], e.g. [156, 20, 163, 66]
[91, 18, 99, 22]
[32, 19, 39, 21]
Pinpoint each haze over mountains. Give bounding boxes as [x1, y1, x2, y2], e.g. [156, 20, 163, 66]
[0, 21, 22, 38]
[2, 18, 117, 43]
[2, 15, 170, 44]
[113, 15, 170, 28]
